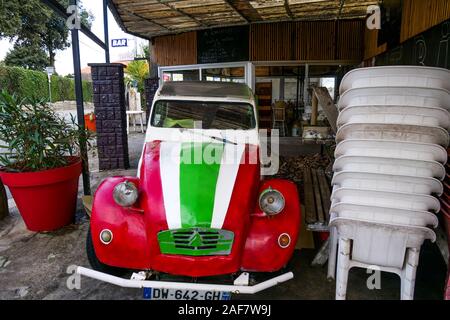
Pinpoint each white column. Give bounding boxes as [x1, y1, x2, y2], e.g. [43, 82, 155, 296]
[246, 62, 255, 91]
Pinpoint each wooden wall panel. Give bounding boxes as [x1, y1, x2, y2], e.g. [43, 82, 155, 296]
[155, 21, 365, 65]
[365, 0, 450, 60]
[251, 21, 364, 62]
[154, 32, 197, 66]
[364, 28, 387, 60]
[295, 21, 336, 61]
[401, 0, 450, 42]
[250, 22, 295, 61]
[336, 20, 365, 61]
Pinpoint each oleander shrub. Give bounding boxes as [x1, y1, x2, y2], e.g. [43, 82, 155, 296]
[0, 90, 92, 172]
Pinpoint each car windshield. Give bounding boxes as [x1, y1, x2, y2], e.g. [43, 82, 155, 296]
[151, 100, 256, 130]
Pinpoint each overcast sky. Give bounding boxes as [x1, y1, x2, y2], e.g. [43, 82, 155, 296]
[0, 0, 148, 75]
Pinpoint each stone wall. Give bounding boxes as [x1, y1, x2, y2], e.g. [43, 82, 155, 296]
[90, 63, 130, 171]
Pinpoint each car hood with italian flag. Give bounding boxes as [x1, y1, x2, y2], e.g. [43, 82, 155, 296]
[140, 140, 260, 230]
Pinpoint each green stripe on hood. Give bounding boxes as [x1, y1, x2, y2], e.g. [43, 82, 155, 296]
[179, 142, 225, 228]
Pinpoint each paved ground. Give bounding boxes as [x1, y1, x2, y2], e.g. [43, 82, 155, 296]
[0, 133, 448, 300]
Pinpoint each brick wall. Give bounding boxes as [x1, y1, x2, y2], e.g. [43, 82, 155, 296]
[90, 63, 130, 170]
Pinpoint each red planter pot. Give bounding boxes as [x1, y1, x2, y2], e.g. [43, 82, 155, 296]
[0, 158, 82, 232]
[84, 114, 96, 132]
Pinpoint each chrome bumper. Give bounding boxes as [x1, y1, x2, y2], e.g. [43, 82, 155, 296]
[76, 266, 293, 294]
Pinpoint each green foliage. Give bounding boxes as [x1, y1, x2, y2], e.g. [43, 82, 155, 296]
[125, 60, 149, 108]
[4, 41, 49, 71]
[0, 0, 28, 38]
[140, 44, 150, 60]
[0, 66, 48, 101]
[0, 66, 92, 102]
[0, 0, 94, 68]
[0, 90, 92, 172]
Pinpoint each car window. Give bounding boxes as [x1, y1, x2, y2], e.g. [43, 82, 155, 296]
[151, 100, 256, 130]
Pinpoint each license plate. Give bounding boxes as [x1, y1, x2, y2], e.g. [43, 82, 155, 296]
[143, 288, 231, 300]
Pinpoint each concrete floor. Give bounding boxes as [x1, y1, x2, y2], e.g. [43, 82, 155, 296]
[0, 133, 447, 300]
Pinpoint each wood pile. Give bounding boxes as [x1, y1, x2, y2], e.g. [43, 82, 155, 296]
[274, 154, 331, 184]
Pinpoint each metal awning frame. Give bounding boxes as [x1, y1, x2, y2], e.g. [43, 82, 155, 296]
[41, 0, 113, 195]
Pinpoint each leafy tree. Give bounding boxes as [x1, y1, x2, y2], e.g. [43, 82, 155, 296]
[141, 44, 150, 60]
[0, 0, 94, 70]
[125, 60, 149, 108]
[4, 41, 49, 70]
[125, 60, 149, 94]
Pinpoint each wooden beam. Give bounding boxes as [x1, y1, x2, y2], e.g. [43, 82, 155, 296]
[317, 169, 331, 223]
[337, 0, 346, 19]
[119, 6, 171, 31]
[313, 87, 338, 133]
[223, 0, 250, 23]
[156, 0, 208, 27]
[303, 168, 316, 225]
[311, 92, 318, 126]
[284, 0, 295, 19]
[312, 169, 325, 224]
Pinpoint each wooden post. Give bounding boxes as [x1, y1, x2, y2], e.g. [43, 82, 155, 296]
[313, 87, 338, 133]
[0, 180, 9, 220]
[311, 91, 318, 126]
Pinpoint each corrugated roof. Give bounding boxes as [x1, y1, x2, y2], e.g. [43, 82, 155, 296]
[109, 0, 377, 39]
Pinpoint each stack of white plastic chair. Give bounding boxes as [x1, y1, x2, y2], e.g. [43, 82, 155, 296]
[328, 66, 450, 300]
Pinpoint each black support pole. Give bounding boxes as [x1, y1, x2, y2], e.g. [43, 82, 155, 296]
[103, 0, 110, 63]
[41, 0, 106, 51]
[70, 0, 91, 195]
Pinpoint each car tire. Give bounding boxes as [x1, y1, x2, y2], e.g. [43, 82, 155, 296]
[86, 227, 127, 277]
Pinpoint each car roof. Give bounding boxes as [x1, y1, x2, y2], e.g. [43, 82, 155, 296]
[158, 81, 254, 101]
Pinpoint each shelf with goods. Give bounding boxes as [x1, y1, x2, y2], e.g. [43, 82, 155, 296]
[256, 82, 272, 129]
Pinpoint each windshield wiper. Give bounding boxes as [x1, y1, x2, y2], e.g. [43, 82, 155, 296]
[180, 129, 238, 145]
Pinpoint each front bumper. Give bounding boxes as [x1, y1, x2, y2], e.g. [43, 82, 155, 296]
[76, 266, 293, 294]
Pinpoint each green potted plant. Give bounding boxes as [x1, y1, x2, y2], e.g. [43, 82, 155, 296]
[0, 90, 90, 232]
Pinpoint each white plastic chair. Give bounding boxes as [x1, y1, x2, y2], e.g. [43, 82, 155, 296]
[331, 188, 441, 213]
[331, 172, 444, 196]
[335, 140, 447, 164]
[338, 86, 450, 111]
[329, 217, 436, 300]
[339, 66, 450, 94]
[337, 105, 450, 130]
[336, 123, 449, 147]
[333, 156, 446, 181]
[327, 200, 439, 283]
[126, 88, 145, 134]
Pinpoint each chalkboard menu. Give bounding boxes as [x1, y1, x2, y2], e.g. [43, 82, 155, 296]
[197, 26, 249, 64]
[376, 18, 450, 69]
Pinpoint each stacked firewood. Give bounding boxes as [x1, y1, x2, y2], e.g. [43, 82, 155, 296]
[273, 154, 332, 184]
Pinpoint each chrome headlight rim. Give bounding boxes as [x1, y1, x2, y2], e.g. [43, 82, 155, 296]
[259, 187, 285, 216]
[113, 180, 139, 207]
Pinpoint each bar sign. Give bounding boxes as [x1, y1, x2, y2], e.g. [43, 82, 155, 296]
[111, 39, 128, 47]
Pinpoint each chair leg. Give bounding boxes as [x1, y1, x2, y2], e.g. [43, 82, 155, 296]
[327, 227, 338, 280]
[133, 115, 137, 132]
[140, 114, 144, 133]
[336, 238, 351, 300]
[126, 114, 130, 134]
[401, 248, 420, 300]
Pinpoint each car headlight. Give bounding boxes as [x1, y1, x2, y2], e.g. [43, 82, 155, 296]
[259, 188, 285, 215]
[113, 181, 138, 207]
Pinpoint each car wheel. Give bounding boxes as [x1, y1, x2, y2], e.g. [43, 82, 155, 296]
[86, 227, 127, 277]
